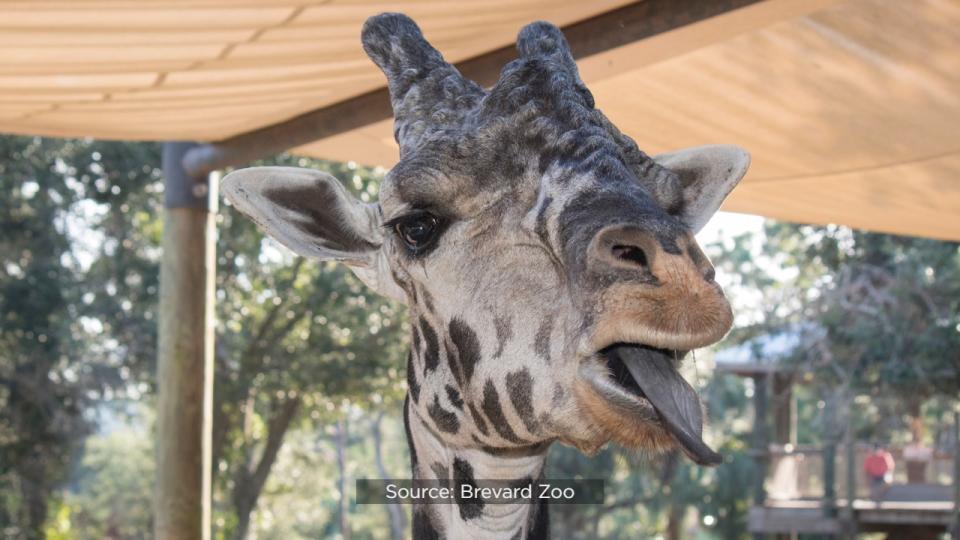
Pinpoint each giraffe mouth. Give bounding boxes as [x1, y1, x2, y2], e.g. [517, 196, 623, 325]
[577, 344, 722, 466]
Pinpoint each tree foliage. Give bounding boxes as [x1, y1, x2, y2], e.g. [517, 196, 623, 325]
[211, 155, 409, 539]
[0, 136, 410, 538]
[0, 136, 143, 538]
[716, 223, 960, 404]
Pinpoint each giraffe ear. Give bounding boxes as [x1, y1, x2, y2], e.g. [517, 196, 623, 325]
[221, 167, 406, 302]
[652, 145, 750, 233]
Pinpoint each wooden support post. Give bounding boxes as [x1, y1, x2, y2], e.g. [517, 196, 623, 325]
[753, 374, 770, 504]
[752, 373, 770, 540]
[823, 399, 838, 526]
[771, 374, 796, 540]
[843, 399, 857, 539]
[772, 374, 796, 446]
[155, 142, 217, 540]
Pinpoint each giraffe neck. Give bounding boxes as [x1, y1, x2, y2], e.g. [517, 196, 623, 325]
[404, 396, 550, 539]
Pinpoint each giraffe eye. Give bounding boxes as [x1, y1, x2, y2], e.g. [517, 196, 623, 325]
[393, 213, 442, 252]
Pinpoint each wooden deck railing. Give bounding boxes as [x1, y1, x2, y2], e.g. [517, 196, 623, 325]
[762, 443, 955, 502]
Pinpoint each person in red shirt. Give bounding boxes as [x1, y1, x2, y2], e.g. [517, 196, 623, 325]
[864, 443, 895, 501]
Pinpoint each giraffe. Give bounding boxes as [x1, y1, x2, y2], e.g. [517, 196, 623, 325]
[222, 13, 750, 539]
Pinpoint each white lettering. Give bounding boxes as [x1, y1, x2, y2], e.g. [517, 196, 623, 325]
[384, 483, 453, 501]
[539, 484, 575, 500]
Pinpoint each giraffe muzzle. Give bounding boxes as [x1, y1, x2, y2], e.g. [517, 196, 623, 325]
[585, 228, 733, 351]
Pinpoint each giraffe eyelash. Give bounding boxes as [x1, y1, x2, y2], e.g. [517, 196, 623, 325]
[382, 209, 435, 230]
[384, 210, 450, 258]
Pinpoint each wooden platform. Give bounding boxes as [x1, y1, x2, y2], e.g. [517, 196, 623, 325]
[749, 494, 956, 535]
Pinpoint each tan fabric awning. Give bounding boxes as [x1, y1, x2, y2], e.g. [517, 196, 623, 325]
[0, 0, 631, 140]
[1, 0, 958, 240]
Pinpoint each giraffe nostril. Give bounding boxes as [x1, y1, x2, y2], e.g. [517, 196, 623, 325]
[611, 244, 648, 269]
[704, 266, 716, 283]
[590, 225, 660, 274]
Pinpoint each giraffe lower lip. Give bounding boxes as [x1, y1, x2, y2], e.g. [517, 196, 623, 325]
[601, 344, 722, 466]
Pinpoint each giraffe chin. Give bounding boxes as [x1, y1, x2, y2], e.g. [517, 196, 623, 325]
[575, 345, 722, 466]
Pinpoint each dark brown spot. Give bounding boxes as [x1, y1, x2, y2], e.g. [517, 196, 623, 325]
[428, 394, 460, 434]
[445, 385, 464, 410]
[421, 287, 437, 314]
[468, 403, 490, 437]
[443, 339, 464, 387]
[411, 323, 422, 356]
[534, 315, 553, 363]
[419, 316, 440, 372]
[481, 380, 528, 445]
[404, 396, 418, 469]
[449, 318, 481, 383]
[407, 350, 421, 404]
[528, 490, 550, 539]
[506, 368, 540, 435]
[413, 509, 440, 540]
[453, 457, 484, 520]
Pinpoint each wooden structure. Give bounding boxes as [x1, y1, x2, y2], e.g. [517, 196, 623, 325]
[715, 336, 960, 539]
[154, 143, 217, 540]
[2, 1, 960, 538]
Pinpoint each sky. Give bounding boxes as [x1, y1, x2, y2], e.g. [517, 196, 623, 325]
[696, 211, 773, 328]
[695, 211, 765, 247]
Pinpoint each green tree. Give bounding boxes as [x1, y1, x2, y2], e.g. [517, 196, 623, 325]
[721, 224, 960, 410]
[210, 155, 408, 539]
[2, 136, 164, 538]
[46, 406, 155, 539]
[1, 136, 411, 538]
[709, 223, 960, 488]
[1, 136, 97, 538]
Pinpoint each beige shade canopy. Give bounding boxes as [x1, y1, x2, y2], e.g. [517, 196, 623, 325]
[1, 0, 958, 241]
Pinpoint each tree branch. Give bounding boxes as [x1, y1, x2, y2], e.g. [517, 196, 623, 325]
[242, 258, 305, 362]
[249, 396, 301, 499]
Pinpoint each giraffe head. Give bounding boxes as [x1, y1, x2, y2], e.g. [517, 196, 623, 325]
[223, 14, 749, 465]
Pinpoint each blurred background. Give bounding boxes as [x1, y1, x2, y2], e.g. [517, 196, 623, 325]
[1, 136, 957, 539]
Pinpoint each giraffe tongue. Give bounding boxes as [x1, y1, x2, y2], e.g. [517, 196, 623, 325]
[611, 345, 722, 466]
